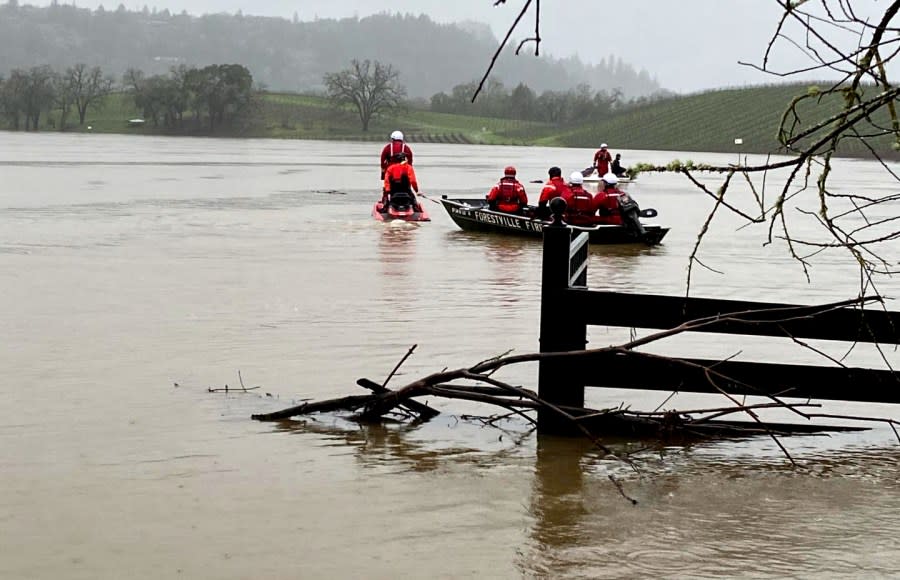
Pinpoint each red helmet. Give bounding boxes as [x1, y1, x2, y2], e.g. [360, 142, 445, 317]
[504, 165, 517, 176]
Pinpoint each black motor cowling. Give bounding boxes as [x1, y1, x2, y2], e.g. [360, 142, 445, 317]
[616, 193, 646, 237]
[388, 192, 415, 211]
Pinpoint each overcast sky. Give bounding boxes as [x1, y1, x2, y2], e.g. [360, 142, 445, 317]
[32, 0, 890, 93]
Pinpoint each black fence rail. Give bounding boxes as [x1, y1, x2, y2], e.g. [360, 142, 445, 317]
[538, 218, 900, 433]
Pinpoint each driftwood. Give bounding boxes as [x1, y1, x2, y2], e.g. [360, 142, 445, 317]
[250, 345, 884, 459]
[356, 378, 440, 419]
[242, 343, 891, 506]
[208, 370, 261, 393]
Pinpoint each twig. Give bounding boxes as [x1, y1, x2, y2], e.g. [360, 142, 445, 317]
[608, 475, 638, 505]
[383, 344, 417, 388]
[472, 0, 534, 102]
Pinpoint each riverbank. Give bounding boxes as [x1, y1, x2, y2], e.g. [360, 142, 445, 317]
[8, 85, 898, 158]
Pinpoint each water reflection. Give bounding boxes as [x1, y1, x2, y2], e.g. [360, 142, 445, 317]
[377, 223, 419, 279]
[269, 415, 534, 473]
[520, 436, 594, 577]
[588, 240, 663, 273]
[262, 411, 900, 577]
[272, 418, 446, 472]
[443, 231, 543, 308]
[481, 235, 530, 306]
[444, 229, 539, 251]
[519, 433, 900, 578]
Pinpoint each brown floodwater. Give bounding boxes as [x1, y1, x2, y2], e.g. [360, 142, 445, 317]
[2, 132, 900, 578]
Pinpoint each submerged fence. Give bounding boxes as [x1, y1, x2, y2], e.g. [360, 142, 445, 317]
[537, 219, 900, 434]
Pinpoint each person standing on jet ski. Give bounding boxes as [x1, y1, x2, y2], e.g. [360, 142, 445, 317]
[382, 152, 420, 210]
[592, 143, 612, 177]
[380, 130, 414, 179]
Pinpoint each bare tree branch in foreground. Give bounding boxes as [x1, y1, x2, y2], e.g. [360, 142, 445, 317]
[251, 300, 900, 470]
[487, 1, 900, 298]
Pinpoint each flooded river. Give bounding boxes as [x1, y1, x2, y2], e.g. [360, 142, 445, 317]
[3, 133, 900, 578]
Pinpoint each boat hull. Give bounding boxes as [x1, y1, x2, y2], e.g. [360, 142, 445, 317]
[439, 197, 668, 245]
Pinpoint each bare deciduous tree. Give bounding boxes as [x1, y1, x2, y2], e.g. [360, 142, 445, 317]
[20, 66, 56, 131]
[323, 59, 406, 131]
[0, 69, 28, 130]
[64, 63, 114, 126]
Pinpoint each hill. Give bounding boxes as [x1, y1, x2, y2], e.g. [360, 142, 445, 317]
[556, 83, 898, 157]
[0, 3, 660, 99]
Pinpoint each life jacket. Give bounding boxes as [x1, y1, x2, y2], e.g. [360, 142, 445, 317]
[386, 164, 412, 194]
[495, 179, 523, 212]
[594, 187, 624, 225]
[567, 185, 594, 215]
[382, 141, 412, 170]
[594, 150, 612, 175]
[387, 140, 405, 158]
[563, 185, 597, 225]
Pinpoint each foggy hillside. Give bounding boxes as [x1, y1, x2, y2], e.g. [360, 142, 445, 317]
[0, 3, 661, 98]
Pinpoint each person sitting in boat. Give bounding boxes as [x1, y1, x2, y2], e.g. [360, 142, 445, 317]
[562, 171, 598, 226]
[382, 152, 421, 210]
[592, 143, 612, 177]
[535, 166, 571, 220]
[593, 173, 624, 225]
[611, 154, 628, 178]
[486, 166, 528, 214]
[380, 130, 414, 179]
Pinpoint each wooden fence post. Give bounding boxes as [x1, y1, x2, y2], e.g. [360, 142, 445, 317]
[538, 200, 587, 434]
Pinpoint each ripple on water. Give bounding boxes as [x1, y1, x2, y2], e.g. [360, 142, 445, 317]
[623, 546, 713, 577]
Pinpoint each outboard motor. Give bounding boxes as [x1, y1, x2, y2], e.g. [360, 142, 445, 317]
[616, 192, 646, 237]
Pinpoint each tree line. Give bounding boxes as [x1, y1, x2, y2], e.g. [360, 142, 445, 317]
[431, 79, 625, 124]
[323, 60, 671, 131]
[0, 63, 254, 132]
[123, 64, 254, 131]
[1, 57, 664, 135]
[0, 64, 112, 130]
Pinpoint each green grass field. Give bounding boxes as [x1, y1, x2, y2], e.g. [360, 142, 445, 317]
[252, 92, 553, 144]
[557, 83, 898, 156]
[35, 85, 900, 158]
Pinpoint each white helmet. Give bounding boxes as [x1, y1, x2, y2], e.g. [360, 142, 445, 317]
[600, 143, 608, 148]
[569, 171, 584, 185]
[602, 172, 618, 185]
[390, 130, 404, 141]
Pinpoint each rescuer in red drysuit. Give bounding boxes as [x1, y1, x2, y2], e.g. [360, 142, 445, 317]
[380, 130, 414, 179]
[536, 166, 571, 219]
[486, 165, 529, 214]
[562, 171, 598, 226]
[593, 172, 625, 225]
[592, 143, 612, 177]
[382, 152, 420, 210]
